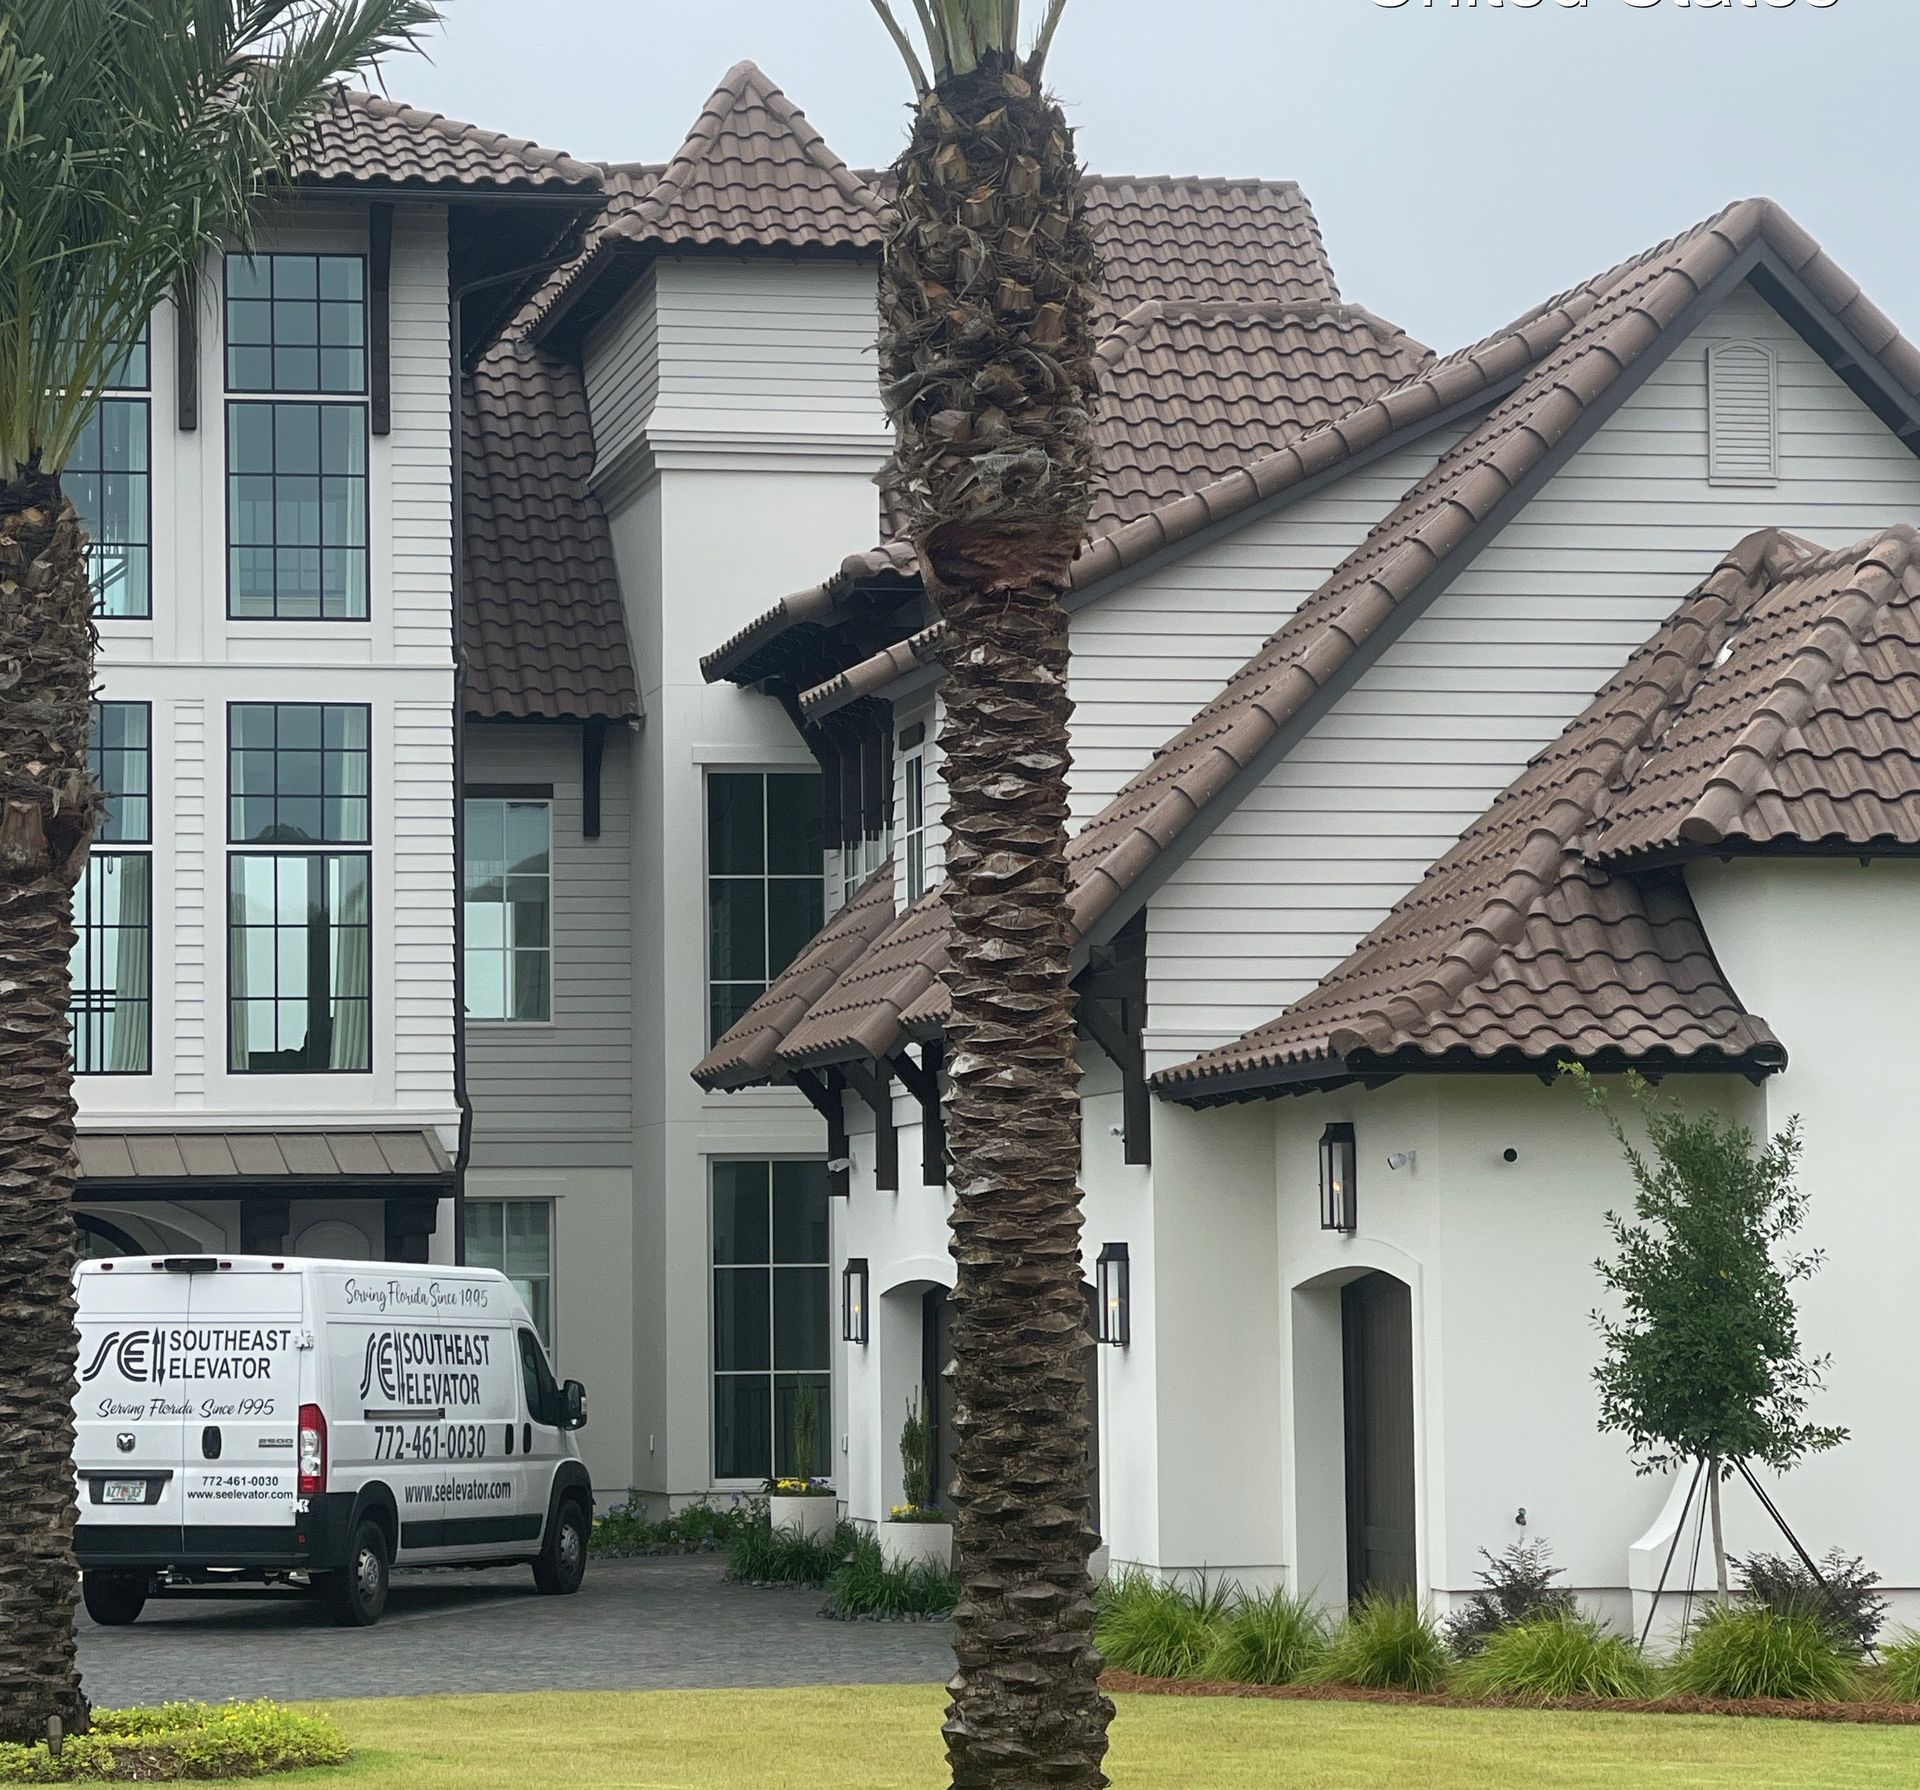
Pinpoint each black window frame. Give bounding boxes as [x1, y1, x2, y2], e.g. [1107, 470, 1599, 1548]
[705, 769, 825, 1046]
[223, 399, 370, 622]
[70, 850, 153, 1078]
[226, 849, 373, 1076]
[71, 322, 153, 620]
[462, 795, 554, 1024]
[90, 699, 152, 844]
[226, 700, 371, 845]
[223, 251, 368, 396]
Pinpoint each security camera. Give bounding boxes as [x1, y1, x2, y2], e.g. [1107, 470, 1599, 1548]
[1385, 1150, 1417, 1173]
[826, 1157, 853, 1174]
[1501, 1147, 1519, 1165]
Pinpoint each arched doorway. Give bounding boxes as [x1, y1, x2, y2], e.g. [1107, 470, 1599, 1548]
[1341, 1272, 1416, 1602]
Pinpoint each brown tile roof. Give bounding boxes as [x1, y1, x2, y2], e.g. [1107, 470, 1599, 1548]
[77, 1127, 453, 1184]
[1157, 527, 1920, 1099]
[530, 62, 888, 339]
[291, 86, 602, 192]
[774, 890, 951, 1070]
[695, 861, 900, 1091]
[461, 337, 639, 721]
[695, 200, 1920, 1086]
[1593, 527, 1920, 864]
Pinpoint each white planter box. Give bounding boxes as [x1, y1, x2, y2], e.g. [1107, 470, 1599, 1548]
[878, 1520, 953, 1572]
[769, 1494, 837, 1545]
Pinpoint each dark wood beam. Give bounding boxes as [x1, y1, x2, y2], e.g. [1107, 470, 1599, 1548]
[581, 718, 608, 839]
[838, 1058, 898, 1192]
[890, 1039, 946, 1186]
[790, 1068, 850, 1199]
[369, 201, 393, 437]
[174, 279, 198, 432]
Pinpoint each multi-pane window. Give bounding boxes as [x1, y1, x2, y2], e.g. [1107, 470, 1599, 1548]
[711, 1161, 831, 1482]
[227, 703, 372, 1074]
[464, 798, 552, 1022]
[225, 253, 366, 394]
[707, 771, 824, 1043]
[470, 1200, 555, 1349]
[901, 746, 926, 904]
[228, 854, 371, 1073]
[71, 702, 153, 1075]
[225, 252, 368, 621]
[226, 403, 368, 620]
[71, 699, 152, 1067]
[70, 326, 150, 619]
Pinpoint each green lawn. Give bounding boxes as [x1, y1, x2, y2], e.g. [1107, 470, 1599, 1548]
[284, 1685, 1920, 1789]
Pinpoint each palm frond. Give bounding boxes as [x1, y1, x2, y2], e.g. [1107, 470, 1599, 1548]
[866, 0, 1069, 88]
[0, 0, 436, 481]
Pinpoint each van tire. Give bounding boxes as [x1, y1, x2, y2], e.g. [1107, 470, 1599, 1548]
[532, 1498, 588, 1596]
[325, 1519, 390, 1625]
[82, 1571, 147, 1626]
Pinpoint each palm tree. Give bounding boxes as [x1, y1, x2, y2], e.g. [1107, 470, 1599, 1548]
[866, 5, 1108, 1785]
[0, 1, 434, 1743]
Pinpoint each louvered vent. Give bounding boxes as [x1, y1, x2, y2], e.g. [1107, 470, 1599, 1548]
[1707, 341, 1778, 486]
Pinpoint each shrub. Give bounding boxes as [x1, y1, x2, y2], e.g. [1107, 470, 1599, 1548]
[1311, 1594, 1450, 1693]
[1668, 1603, 1861, 1703]
[1879, 1630, 1920, 1703]
[1453, 1615, 1654, 1704]
[724, 1513, 854, 1587]
[1201, 1588, 1328, 1686]
[1094, 1572, 1235, 1679]
[1441, 1540, 1578, 1658]
[822, 1534, 957, 1620]
[1734, 1550, 1886, 1656]
[0, 1701, 346, 1783]
[592, 1494, 753, 1558]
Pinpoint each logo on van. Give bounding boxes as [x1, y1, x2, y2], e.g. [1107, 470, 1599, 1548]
[80, 1327, 292, 1385]
[357, 1329, 492, 1408]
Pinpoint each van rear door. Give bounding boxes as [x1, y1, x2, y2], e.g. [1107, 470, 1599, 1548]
[74, 1262, 193, 1557]
[179, 1263, 304, 1546]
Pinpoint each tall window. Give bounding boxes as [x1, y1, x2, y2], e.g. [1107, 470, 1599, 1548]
[71, 702, 153, 1074]
[901, 743, 926, 904]
[706, 771, 823, 1043]
[225, 253, 368, 620]
[470, 1200, 554, 1349]
[464, 798, 552, 1022]
[227, 703, 372, 1073]
[70, 327, 151, 618]
[711, 1161, 831, 1482]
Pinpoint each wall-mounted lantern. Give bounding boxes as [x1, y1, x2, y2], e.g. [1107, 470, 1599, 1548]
[841, 1257, 869, 1345]
[1319, 1122, 1357, 1233]
[1095, 1243, 1130, 1347]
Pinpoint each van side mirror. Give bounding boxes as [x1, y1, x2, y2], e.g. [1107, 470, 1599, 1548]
[562, 1379, 587, 1431]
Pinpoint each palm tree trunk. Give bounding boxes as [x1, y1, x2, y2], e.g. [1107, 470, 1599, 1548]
[880, 49, 1110, 1790]
[0, 477, 99, 1744]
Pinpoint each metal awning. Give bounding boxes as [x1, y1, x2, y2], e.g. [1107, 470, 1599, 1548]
[76, 1128, 453, 1197]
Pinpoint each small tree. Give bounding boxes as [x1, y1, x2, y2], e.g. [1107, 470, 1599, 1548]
[1569, 1067, 1845, 1605]
[900, 1387, 935, 1514]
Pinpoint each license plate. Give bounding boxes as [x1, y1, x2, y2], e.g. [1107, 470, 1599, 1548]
[102, 1480, 147, 1506]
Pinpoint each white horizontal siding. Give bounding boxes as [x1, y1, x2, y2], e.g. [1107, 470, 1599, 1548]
[392, 702, 455, 1107]
[389, 205, 453, 665]
[1145, 282, 1920, 1058]
[464, 722, 635, 1170]
[584, 271, 660, 474]
[1066, 431, 1465, 823]
[172, 704, 207, 1103]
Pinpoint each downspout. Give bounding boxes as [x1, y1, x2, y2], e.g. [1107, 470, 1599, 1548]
[446, 240, 593, 1265]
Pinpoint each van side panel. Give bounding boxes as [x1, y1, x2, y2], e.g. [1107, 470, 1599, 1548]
[181, 1267, 305, 1538]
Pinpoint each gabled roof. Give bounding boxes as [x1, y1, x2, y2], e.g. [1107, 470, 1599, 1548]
[291, 86, 602, 192]
[693, 200, 1920, 1087]
[462, 337, 639, 722]
[1158, 527, 1920, 1103]
[529, 62, 888, 342]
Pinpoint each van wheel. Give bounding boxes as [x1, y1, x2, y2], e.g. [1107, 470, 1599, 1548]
[325, 1519, 390, 1626]
[533, 1499, 587, 1595]
[82, 1571, 147, 1626]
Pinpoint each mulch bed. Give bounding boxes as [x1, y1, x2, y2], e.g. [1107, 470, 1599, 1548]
[1098, 1669, 1920, 1726]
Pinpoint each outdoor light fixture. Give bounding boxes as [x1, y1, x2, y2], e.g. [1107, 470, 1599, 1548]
[841, 1257, 869, 1345]
[1319, 1122, 1358, 1233]
[1096, 1243, 1130, 1346]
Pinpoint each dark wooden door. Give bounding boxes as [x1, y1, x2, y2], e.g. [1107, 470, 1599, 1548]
[921, 1287, 959, 1512]
[1342, 1272, 1416, 1602]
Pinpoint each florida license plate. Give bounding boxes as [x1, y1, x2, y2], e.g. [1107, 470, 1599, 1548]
[102, 1480, 147, 1506]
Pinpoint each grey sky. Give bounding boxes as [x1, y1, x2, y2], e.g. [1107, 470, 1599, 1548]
[395, 0, 1915, 353]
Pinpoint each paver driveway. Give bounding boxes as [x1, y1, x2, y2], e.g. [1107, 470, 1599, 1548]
[78, 1555, 952, 1705]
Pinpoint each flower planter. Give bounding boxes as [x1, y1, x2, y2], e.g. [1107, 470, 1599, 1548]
[769, 1493, 837, 1545]
[878, 1519, 953, 1572]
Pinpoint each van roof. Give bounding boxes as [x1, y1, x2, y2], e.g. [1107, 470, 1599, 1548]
[75, 1256, 512, 1277]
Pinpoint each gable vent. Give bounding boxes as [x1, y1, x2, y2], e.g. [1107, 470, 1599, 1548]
[1707, 341, 1778, 486]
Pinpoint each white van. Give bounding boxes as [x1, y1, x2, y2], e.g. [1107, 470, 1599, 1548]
[73, 1254, 592, 1626]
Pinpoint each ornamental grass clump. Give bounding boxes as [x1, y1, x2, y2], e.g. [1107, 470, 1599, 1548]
[724, 1514, 854, 1588]
[1311, 1594, 1451, 1693]
[0, 1701, 346, 1783]
[1201, 1588, 1328, 1686]
[822, 1534, 958, 1621]
[1452, 1615, 1655, 1704]
[1094, 1573, 1234, 1680]
[1879, 1631, 1920, 1703]
[1668, 1603, 1861, 1703]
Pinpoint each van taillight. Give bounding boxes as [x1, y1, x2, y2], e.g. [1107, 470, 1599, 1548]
[298, 1405, 327, 1495]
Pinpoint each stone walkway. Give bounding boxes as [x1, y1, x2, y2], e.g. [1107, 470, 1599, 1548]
[78, 1555, 953, 1705]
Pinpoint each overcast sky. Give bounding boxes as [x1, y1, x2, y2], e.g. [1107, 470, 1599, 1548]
[393, 0, 1914, 352]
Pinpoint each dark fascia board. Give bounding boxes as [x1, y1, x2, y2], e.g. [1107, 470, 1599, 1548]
[80, 1173, 455, 1200]
[1070, 240, 1771, 962]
